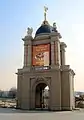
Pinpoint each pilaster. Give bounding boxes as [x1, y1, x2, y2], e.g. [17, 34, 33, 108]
[60, 42, 67, 65]
[54, 40, 60, 65]
[50, 41, 55, 65]
[22, 36, 33, 68]
[50, 32, 61, 66]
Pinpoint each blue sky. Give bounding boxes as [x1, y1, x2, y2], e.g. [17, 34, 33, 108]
[0, 0, 84, 91]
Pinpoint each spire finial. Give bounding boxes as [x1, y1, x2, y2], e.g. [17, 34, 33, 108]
[44, 6, 48, 21]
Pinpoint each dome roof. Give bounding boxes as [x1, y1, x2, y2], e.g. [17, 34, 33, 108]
[35, 21, 51, 36]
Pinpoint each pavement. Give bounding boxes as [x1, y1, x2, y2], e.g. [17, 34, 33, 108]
[0, 108, 84, 120]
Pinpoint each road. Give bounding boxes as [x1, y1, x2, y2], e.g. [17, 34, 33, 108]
[0, 108, 84, 120]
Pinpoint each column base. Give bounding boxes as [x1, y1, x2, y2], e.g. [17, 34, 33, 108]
[50, 105, 61, 111]
[61, 106, 73, 111]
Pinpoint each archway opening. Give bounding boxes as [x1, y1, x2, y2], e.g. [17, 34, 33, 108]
[35, 83, 49, 109]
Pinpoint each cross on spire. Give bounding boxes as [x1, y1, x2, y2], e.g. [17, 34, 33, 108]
[44, 6, 48, 21]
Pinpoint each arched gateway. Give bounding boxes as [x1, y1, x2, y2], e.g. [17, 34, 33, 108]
[16, 7, 75, 111]
[35, 83, 49, 109]
[30, 77, 50, 110]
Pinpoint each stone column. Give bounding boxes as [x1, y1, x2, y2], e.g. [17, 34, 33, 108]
[22, 36, 33, 67]
[27, 44, 32, 66]
[50, 41, 55, 65]
[54, 40, 60, 65]
[60, 42, 67, 65]
[16, 73, 22, 108]
[24, 45, 28, 67]
[50, 32, 61, 67]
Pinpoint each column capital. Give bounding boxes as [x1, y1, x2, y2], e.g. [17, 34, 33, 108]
[60, 42, 67, 48]
[50, 41, 54, 44]
[60, 42, 67, 51]
[24, 41, 32, 46]
[50, 32, 62, 39]
[22, 36, 33, 41]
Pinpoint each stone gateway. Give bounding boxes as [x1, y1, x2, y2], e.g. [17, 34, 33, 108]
[16, 8, 75, 111]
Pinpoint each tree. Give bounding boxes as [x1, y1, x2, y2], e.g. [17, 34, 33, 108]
[0, 90, 4, 97]
[8, 87, 17, 98]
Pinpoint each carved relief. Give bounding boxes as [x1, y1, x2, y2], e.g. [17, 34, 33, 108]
[30, 76, 51, 90]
